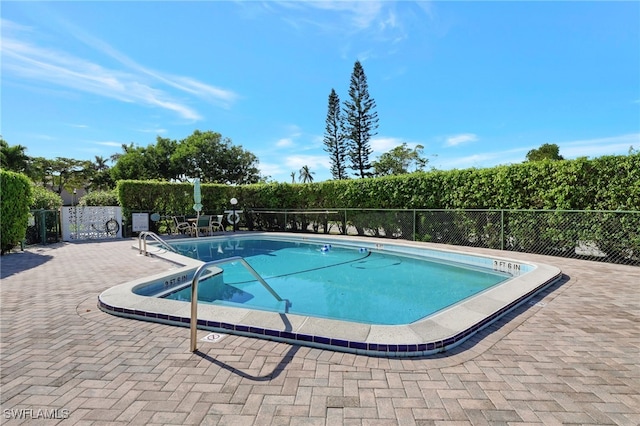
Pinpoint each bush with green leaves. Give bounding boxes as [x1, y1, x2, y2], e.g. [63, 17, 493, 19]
[31, 185, 63, 210]
[1, 170, 33, 254]
[79, 189, 120, 206]
[116, 154, 639, 263]
[117, 154, 639, 213]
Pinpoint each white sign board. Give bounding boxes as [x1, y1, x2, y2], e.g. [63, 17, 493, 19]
[132, 213, 149, 232]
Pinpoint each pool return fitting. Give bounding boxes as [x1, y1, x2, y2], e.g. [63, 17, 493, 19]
[190, 256, 290, 352]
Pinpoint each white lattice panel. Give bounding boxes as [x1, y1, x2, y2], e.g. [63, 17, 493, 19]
[61, 206, 122, 241]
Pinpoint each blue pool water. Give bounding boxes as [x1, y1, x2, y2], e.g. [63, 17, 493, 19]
[163, 239, 510, 325]
[159, 238, 511, 325]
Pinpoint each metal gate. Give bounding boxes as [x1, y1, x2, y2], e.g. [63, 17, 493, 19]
[61, 206, 122, 241]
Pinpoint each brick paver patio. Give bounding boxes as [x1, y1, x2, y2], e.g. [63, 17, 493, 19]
[1, 238, 639, 425]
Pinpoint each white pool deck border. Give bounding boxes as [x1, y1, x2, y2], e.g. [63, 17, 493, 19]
[98, 232, 562, 357]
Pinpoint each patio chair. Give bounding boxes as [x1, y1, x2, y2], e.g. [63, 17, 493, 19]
[172, 216, 191, 235]
[211, 214, 225, 232]
[192, 215, 213, 237]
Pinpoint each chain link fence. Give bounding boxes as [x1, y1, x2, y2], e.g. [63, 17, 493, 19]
[246, 209, 640, 266]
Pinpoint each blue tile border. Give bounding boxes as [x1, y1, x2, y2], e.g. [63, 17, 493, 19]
[97, 269, 561, 358]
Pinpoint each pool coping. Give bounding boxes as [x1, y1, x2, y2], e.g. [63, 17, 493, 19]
[98, 232, 562, 357]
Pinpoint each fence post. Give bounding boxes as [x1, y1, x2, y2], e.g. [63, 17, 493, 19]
[55, 210, 60, 242]
[39, 209, 47, 244]
[500, 210, 504, 251]
[413, 210, 416, 241]
[343, 210, 348, 235]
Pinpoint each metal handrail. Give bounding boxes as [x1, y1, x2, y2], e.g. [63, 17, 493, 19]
[138, 231, 177, 255]
[190, 256, 289, 352]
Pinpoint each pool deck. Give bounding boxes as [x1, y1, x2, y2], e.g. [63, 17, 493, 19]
[1, 236, 639, 425]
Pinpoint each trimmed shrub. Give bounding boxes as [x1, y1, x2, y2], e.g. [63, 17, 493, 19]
[116, 154, 640, 214]
[79, 189, 119, 206]
[1, 170, 33, 254]
[31, 185, 63, 210]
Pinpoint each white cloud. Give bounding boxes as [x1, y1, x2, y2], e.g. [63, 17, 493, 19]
[437, 151, 521, 170]
[168, 77, 238, 106]
[2, 19, 238, 121]
[370, 137, 403, 153]
[379, 9, 398, 31]
[434, 133, 640, 170]
[136, 128, 168, 134]
[258, 1, 436, 63]
[95, 141, 125, 148]
[445, 133, 478, 147]
[285, 154, 330, 171]
[284, 124, 303, 137]
[269, 1, 411, 44]
[273, 125, 300, 148]
[276, 138, 295, 148]
[556, 133, 640, 158]
[257, 162, 285, 180]
[60, 16, 239, 107]
[301, 1, 384, 31]
[382, 66, 407, 81]
[259, 154, 329, 182]
[271, 125, 322, 151]
[0, 19, 33, 34]
[370, 137, 427, 156]
[30, 134, 57, 141]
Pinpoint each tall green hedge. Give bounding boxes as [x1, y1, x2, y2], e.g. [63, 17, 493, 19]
[117, 154, 640, 215]
[1, 170, 34, 254]
[116, 180, 235, 219]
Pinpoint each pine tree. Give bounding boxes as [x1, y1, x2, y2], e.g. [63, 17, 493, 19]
[323, 89, 348, 180]
[343, 60, 379, 178]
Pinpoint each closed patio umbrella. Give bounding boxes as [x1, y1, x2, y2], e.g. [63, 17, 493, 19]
[193, 178, 202, 217]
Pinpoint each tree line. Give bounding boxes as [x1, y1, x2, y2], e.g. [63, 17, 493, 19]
[0, 131, 263, 195]
[109, 130, 261, 185]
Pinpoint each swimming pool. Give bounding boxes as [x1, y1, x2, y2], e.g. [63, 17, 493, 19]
[155, 238, 511, 325]
[99, 233, 562, 357]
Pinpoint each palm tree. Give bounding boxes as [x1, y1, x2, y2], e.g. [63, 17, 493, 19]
[299, 165, 315, 183]
[0, 139, 29, 173]
[91, 155, 114, 191]
[109, 143, 134, 163]
[93, 156, 109, 171]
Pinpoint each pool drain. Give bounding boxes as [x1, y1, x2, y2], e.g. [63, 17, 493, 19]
[201, 332, 227, 343]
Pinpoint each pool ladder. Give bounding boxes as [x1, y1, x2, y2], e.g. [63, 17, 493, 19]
[190, 256, 290, 352]
[138, 231, 177, 256]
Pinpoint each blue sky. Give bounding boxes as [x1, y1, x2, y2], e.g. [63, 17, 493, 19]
[2, 1, 639, 183]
